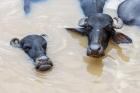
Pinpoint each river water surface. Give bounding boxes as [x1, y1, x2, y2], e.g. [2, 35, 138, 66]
[0, 0, 140, 93]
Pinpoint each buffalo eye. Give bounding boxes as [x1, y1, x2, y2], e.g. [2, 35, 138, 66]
[23, 45, 32, 52]
[85, 25, 93, 31]
[104, 24, 112, 31]
[42, 43, 47, 50]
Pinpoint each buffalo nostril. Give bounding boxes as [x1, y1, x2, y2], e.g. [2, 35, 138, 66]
[87, 48, 92, 56]
[97, 47, 101, 51]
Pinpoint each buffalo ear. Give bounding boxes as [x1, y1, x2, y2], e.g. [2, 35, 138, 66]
[40, 34, 48, 41]
[65, 28, 87, 35]
[112, 32, 132, 44]
[10, 38, 21, 48]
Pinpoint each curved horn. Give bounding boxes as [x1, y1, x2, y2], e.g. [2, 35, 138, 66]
[10, 38, 21, 48]
[113, 17, 124, 29]
[78, 17, 88, 27]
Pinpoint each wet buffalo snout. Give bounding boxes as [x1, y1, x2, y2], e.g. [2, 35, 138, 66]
[87, 44, 104, 57]
[35, 56, 53, 71]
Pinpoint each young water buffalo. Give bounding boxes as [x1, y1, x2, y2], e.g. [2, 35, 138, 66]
[117, 0, 140, 26]
[10, 34, 53, 71]
[24, 0, 46, 14]
[24, 0, 31, 14]
[66, 0, 132, 57]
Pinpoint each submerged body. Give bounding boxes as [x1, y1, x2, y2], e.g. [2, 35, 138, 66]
[10, 34, 53, 71]
[66, 0, 132, 57]
[117, 0, 140, 26]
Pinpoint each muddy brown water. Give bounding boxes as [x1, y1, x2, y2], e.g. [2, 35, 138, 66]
[0, 0, 140, 93]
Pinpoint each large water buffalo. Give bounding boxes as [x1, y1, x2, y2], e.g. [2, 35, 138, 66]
[117, 0, 140, 26]
[66, 0, 132, 57]
[10, 34, 53, 71]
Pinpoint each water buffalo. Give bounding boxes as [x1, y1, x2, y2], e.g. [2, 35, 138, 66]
[24, 0, 46, 14]
[24, 0, 31, 14]
[117, 0, 140, 26]
[66, 0, 132, 57]
[10, 34, 53, 71]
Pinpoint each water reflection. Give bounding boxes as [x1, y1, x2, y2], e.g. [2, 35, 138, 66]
[84, 57, 103, 76]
